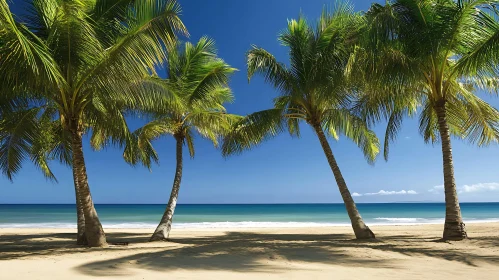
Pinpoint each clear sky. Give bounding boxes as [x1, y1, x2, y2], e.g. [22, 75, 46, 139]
[1, 0, 499, 204]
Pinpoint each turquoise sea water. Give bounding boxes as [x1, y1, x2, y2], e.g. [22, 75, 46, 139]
[0, 203, 498, 228]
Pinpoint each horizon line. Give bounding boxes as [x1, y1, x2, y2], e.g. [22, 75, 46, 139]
[1, 202, 499, 205]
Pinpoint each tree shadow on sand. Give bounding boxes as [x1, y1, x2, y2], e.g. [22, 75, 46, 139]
[75, 232, 391, 277]
[1, 230, 498, 277]
[0, 232, 150, 260]
[73, 231, 499, 277]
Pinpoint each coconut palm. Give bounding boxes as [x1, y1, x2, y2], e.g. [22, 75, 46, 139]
[355, 0, 499, 240]
[222, 6, 379, 239]
[0, 0, 187, 247]
[0, 96, 90, 242]
[124, 37, 239, 241]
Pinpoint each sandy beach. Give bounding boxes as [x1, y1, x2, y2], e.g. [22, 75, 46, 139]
[0, 223, 498, 279]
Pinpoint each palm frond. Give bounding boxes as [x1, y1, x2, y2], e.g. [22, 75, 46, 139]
[185, 129, 195, 158]
[452, 90, 499, 145]
[419, 100, 440, 144]
[222, 109, 286, 156]
[247, 47, 293, 93]
[0, 107, 42, 180]
[455, 2, 499, 80]
[383, 109, 405, 160]
[0, 0, 64, 92]
[188, 59, 237, 105]
[29, 121, 67, 182]
[76, 0, 188, 109]
[123, 118, 178, 168]
[321, 109, 380, 164]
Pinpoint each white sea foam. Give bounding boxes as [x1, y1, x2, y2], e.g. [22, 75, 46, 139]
[0, 223, 78, 228]
[375, 218, 424, 222]
[373, 217, 499, 225]
[172, 222, 349, 229]
[0, 222, 344, 229]
[373, 217, 444, 225]
[1, 218, 499, 229]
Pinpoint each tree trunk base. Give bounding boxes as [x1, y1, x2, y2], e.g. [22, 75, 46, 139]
[76, 232, 88, 246]
[149, 237, 169, 242]
[149, 234, 169, 242]
[149, 232, 170, 242]
[86, 228, 108, 247]
[87, 240, 108, 247]
[443, 221, 467, 241]
[353, 226, 376, 240]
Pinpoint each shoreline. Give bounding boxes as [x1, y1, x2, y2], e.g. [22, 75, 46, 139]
[1, 218, 499, 229]
[1, 223, 498, 279]
[1, 222, 498, 233]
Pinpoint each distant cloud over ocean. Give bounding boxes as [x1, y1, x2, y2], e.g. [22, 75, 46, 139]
[352, 190, 418, 197]
[428, 183, 499, 195]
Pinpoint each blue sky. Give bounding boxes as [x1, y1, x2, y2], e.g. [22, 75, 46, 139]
[1, 0, 499, 204]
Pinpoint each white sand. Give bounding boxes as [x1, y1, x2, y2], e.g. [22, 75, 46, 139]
[0, 223, 498, 279]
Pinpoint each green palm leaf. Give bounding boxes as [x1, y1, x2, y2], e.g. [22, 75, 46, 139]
[0, 107, 42, 180]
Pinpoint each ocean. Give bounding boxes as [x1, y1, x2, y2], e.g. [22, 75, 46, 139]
[1, 203, 498, 229]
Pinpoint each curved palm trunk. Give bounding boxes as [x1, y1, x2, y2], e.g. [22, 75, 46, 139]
[435, 104, 467, 240]
[71, 128, 107, 247]
[312, 123, 375, 239]
[72, 167, 87, 245]
[150, 135, 183, 241]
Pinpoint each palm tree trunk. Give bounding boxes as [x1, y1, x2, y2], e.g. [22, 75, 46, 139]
[70, 127, 107, 247]
[72, 166, 87, 245]
[150, 135, 183, 241]
[435, 104, 467, 240]
[312, 123, 375, 239]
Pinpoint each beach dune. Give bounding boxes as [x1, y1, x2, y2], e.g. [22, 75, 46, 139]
[0, 223, 498, 279]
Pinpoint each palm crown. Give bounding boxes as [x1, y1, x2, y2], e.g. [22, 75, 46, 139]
[355, 0, 499, 158]
[0, 0, 187, 247]
[223, 6, 379, 162]
[125, 37, 239, 167]
[0, 0, 187, 179]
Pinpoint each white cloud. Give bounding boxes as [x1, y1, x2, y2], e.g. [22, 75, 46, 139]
[428, 183, 499, 195]
[404, 136, 411, 140]
[428, 185, 444, 194]
[352, 189, 418, 197]
[459, 183, 499, 193]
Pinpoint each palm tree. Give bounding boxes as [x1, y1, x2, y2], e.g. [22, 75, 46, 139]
[0, 95, 90, 243]
[124, 37, 239, 241]
[356, 0, 499, 240]
[0, 0, 187, 247]
[222, 6, 379, 239]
